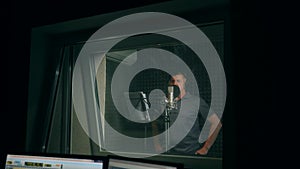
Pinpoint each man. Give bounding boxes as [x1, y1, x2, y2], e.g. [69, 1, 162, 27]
[154, 72, 222, 155]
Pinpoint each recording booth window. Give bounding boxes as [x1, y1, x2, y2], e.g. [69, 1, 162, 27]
[26, 2, 229, 169]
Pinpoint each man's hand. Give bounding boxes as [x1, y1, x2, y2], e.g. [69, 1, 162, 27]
[154, 143, 163, 153]
[195, 147, 209, 155]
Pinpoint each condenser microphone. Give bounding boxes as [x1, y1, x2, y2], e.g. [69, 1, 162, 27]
[168, 85, 174, 107]
[167, 85, 177, 109]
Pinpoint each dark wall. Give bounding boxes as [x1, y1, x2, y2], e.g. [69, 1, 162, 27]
[2, 0, 279, 169]
[1, 0, 169, 159]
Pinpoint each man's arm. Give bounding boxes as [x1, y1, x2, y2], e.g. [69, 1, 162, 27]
[195, 113, 222, 155]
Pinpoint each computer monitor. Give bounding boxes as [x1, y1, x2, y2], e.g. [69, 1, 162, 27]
[4, 153, 107, 169]
[107, 155, 184, 169]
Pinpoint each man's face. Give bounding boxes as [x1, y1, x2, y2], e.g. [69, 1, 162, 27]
[170, 74, 186, 92]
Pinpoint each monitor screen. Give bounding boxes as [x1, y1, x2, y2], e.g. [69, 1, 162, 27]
[107, 155, 184, 169]
[4, 153, 106, 169]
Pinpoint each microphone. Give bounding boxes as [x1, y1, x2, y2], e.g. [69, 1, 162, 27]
[141, 92, 151, 121]
[166, 85, 178, 109]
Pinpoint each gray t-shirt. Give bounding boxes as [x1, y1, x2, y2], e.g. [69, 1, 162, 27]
[168, 92, 209, 155]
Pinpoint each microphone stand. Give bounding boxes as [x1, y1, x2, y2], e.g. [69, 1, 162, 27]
[164, 106, 170, 152]
[164, 99, 177, 152]
[140, 92, 150, 152]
